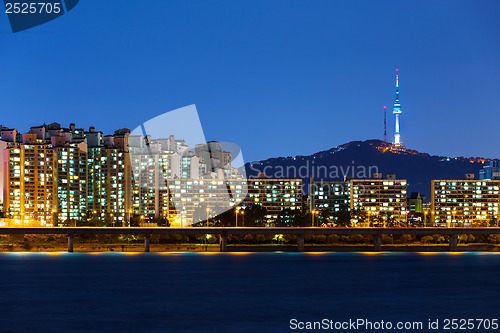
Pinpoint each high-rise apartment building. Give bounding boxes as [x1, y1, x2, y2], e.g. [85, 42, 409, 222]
[52, 138, 88, 224]
[87, 147, 131, 225]
[0, 122, 301, 227]
[2, 133, 56, 225]
[2, 123, 133, 226]
[129, 134, 206, 219]
[130, 151, 171, 218]
[128, 134, 244, 220]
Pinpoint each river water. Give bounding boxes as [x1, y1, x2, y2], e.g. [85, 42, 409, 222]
[1, 252, 499, 332]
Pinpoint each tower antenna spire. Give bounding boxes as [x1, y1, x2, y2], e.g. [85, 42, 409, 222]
[383, 106, 387, 143]
[392, 68, 403, 147]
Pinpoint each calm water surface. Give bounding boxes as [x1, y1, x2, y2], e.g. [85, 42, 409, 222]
[0, 252, 499, 333]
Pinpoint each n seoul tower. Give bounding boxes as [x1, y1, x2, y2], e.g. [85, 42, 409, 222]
[393, 69, 403, 147]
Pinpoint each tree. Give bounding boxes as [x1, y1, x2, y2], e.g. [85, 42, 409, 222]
[350, 208, 368, 227]
[212, 207, 238, 227]
[151, 216, 170, 227]
[129, 214, 143, 227]
[294, 212, 312, 227]
[370, 213, 386, 228]
[243, 204, 268, 227]
[318, 209, 334, 227]
[334, 208, 352, 227]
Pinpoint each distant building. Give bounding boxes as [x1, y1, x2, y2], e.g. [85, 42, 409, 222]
[479, 160, 500, 180]
[407, 192, 427, 224]
[408, 192, 425, 213]
[431, 180, 500, 226]
[465, 173, 475, 180]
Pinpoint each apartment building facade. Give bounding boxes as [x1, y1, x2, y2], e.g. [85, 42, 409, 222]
[431, 180, 500, 226]
[350, 178, 408, 224]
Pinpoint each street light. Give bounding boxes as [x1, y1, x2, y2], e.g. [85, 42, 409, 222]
[235, 209, 240, 227]
[205, 207, 211, 251]
[424, 210, 428, 228]
[241, 210, 245, 227]
[311, 210, 319, 227]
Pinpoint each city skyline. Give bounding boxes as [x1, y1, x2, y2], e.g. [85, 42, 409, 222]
[1, 1, 500, 162]
[2, 119, 500, 228]
[2, 2, 499, 331]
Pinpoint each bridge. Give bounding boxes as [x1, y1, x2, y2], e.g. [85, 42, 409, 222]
[1, 227, 500, 252]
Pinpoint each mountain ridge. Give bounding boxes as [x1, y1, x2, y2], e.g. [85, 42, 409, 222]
[244, 139, 494, 198]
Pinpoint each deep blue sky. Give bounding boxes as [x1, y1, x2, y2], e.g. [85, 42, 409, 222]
[1, 1, 499, 162]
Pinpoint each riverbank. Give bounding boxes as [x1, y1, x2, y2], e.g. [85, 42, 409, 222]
[2, 243, 500, 252]
[2, 230, 500, 252]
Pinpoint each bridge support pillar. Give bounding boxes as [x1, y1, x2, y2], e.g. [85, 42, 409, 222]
[297, 234, 305, 252]
[374, 234, 382, 252]
[449, 234, 458, 252]
[220, 233, 228, 252]
[67, 234, 74, 253]
[144, 234, 150, 252]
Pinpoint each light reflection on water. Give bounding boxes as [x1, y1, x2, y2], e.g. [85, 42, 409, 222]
[5, 251, 500, 258]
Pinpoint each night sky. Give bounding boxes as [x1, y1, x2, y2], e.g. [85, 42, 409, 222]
[1, 0, 499, 162]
